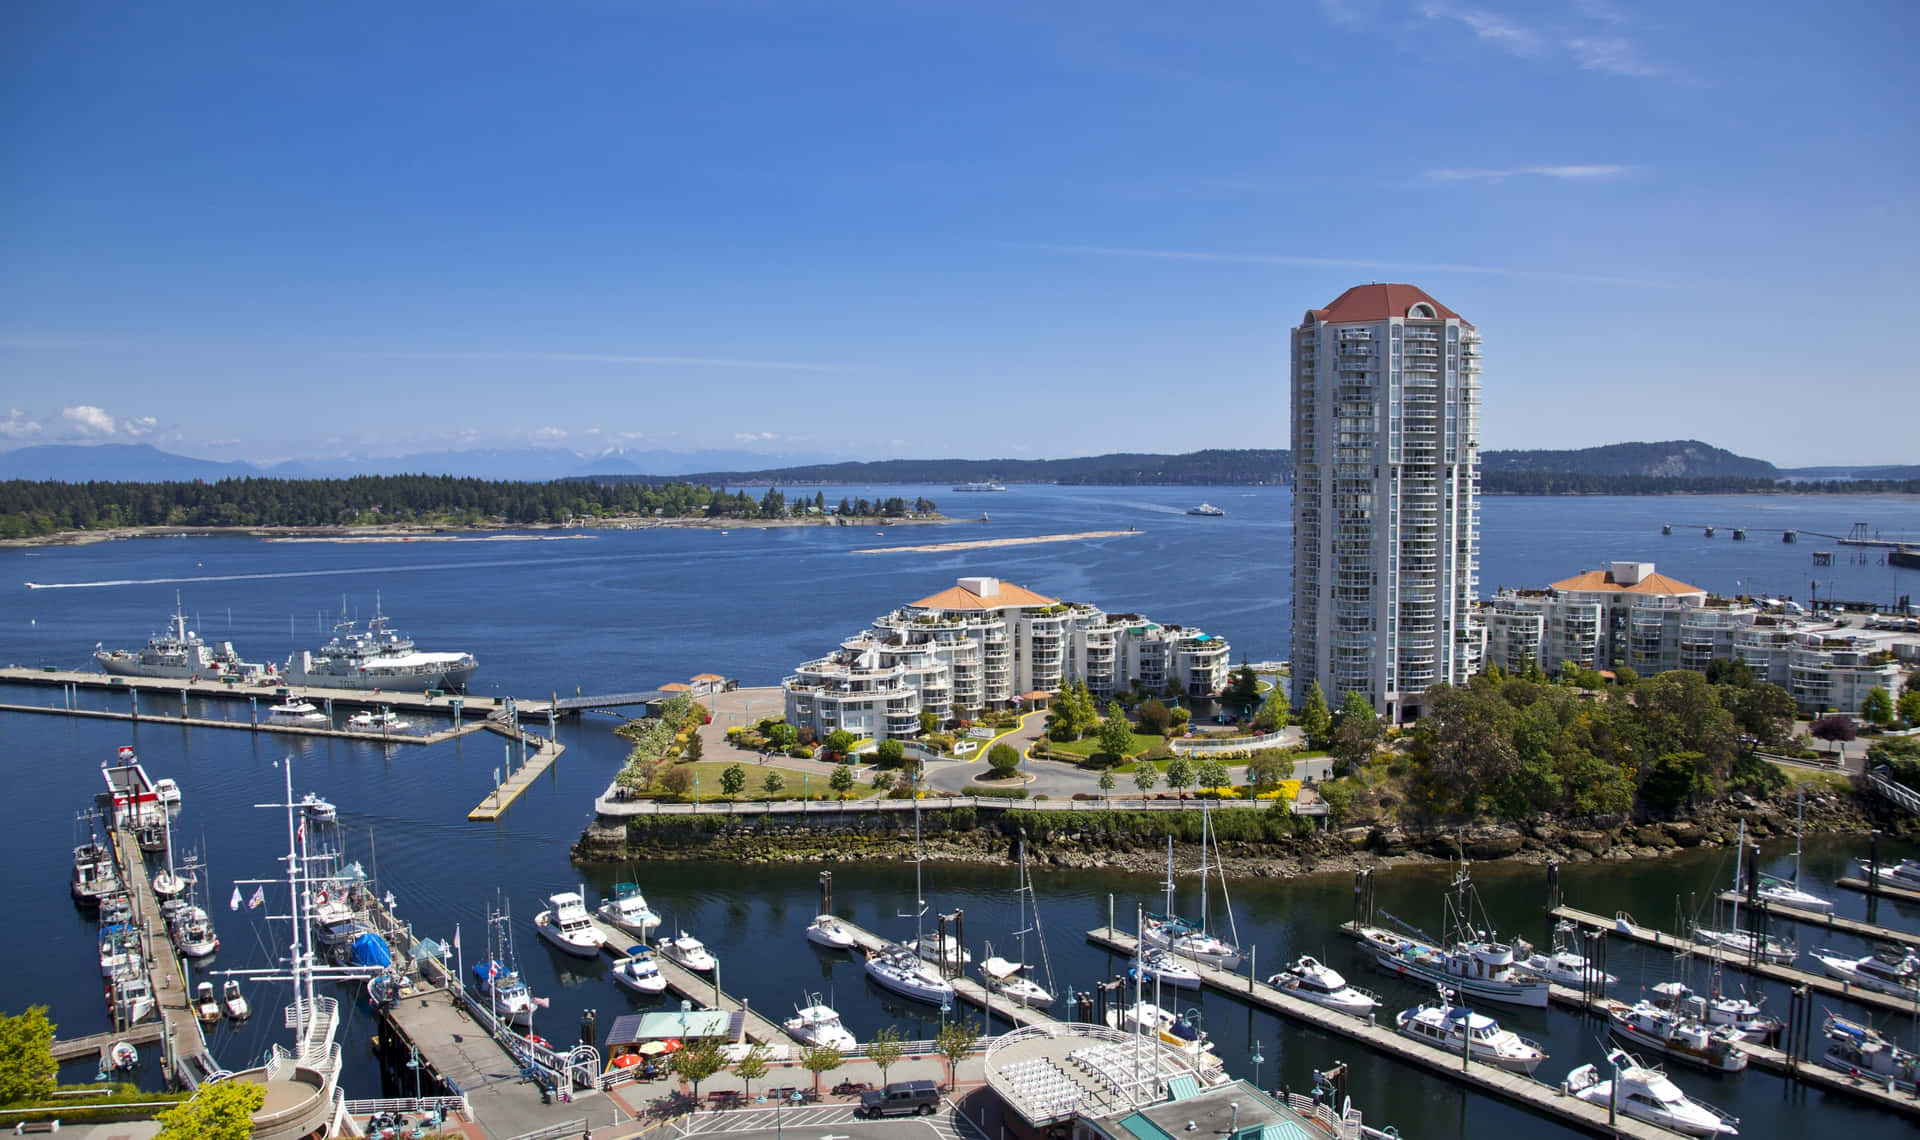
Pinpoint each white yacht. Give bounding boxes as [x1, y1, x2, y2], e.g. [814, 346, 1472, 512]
[784, 995, 858, 1052]
[863, 942, 955, 1005]
[1606, 999, 1749, 1073]
[805, 914, 857, 950]
[1130, 946, 1202, 990]
[268, 699, 329, 726]
[1862, 857, 1920, 892]
[979, 954, 1054, 1007]
[1823, 1013, 1920, 1091]
[152, 778, 182, 808]
[914, 930, 971, 969]
[596, 882, 661, 939]
[1566, 1048, 1740, 1136]
[347, 709, 410, 731]
[1396, 990, 1546, 1074]
[1266, 955, 1380, 1017]
[1514, 920, 1617, 990]
[1104, 1000, 1212, 1062]
[612, 949, 668, 995]
[1812, 944, 1920, 999]
[657, 928, 716, 972]
[534, 891, 606, 959]
[221, 980, 251, 1021]
[299, 792, 337, 822]
[1649, 981, 1780, 1044]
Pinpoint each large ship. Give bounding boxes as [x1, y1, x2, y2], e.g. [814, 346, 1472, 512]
[94, 595, 260, 680]
[951, 481, 1007, 492]
[284, 599, 478, 691]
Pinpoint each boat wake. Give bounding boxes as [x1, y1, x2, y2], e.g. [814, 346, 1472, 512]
[25, 554, 600, 591]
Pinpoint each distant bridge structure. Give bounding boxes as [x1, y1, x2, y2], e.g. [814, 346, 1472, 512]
[550, 689, 672, 716]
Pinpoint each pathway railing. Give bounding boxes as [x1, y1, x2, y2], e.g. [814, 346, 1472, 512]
[1170, 729, 1289, 754]
[1865, 770, 1920, 816]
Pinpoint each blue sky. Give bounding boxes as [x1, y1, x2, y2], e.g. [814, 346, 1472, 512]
[2, 1, 1914, 466]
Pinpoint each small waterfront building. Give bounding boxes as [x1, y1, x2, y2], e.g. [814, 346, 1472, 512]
[783, 577, 1233, 741]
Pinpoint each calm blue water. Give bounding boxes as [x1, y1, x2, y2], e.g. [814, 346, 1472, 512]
[3, 487, 1918, 1138]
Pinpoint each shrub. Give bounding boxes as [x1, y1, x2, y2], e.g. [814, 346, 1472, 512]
[987, 742, 1021, 776]
[876, 739, 906, 767]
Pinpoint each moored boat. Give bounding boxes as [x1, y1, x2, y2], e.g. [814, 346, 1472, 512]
[1266, 955, 1381, 1017]
[347, 709, 410, 731]
[1566, 1048, 1739, 1136]
[284, 599, 477, 691]
[1822, 1012, 1920, 1090]
[268, 699, 329, 726]
[1515, 919, 1617, 991]
[94, 595, 260, 680]
[656, 928, 715, 972]
[535, 891, 606, 959]
[611, 948, 668, 995]
[1606, 999, 1749, 1073]
[1103, 1000, 1213, 1062]
[805, 914, 857, 950]
[1130, 946, 1202, 990]
[194, 981, 223, 1024]
[596, 881, 661, 939]
[784, 994, 858, 1051]
[1395, 987, 1546, 1074]
[1650, 980, 1780, 1044]
[1812, 944, 1920, 1000]
[863, 942, 954, 1005]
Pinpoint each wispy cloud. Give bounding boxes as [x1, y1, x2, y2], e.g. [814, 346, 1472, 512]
[1565, 36, 1660, 78]
[1419, 3, 1543, 57]
[350, 351, 837, 373]
[1423, 163, 1632, 182]
[1012, 242, 1687, 289]
[732, 431, 781, 443]
[528, 426, 568, 443]
[1, 409, 43, 441]
[1395, 2, 1676, 80]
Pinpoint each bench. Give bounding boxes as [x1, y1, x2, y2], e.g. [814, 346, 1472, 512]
[14, 1122, 61, 1134]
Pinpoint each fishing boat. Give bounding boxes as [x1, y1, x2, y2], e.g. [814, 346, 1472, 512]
[1130, 946, 1202, 990]
[1142, 806, 1243, 969]
[99, 925, 140, 979]
[194, 981, 223, 1024]
[656, 928, 715, 972]
[1266, 955, 1381, 1017]
[1650, 979, 1780, 1044]
[1606, 999, 1749, 1073]
[596, 881, 661, 939]
[784, 995, 858, 1051]
[170, 903, 220, 959]
[1822, 1013, 1920, 1091]
[472, 902, 540, 1025]
[805, 914, 857, 950]
[267, 699, 330, 726]
[535, 891, 606, 959]
[108, 966, 155, 1026]
[1565, 1048, 1740, 1136]
[864, 942, 955, 1005]
[1755, 788, 1832, 912]
[612, 948, 668, 995]
[1395, 987, 1546, 1074]
[1515, 919, 1617, 990]
[299, 792, 337, 822]
[347, 709, 410, 731]
[70, 815, 121, 908]
[1363, 864, 1550, 1008]
[1811, 944, 1920, 1000]
[1692, 820, 1797, 965]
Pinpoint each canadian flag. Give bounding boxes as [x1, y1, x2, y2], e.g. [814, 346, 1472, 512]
[296, 818, 306, 845]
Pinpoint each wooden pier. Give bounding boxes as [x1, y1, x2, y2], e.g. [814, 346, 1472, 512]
[0, 665, 550, 716]
[576, 913, 795, 1045]
[1551, 905, 1917, 1018]
[49, 1021, 164, 1063]
[1837, 876, 1920, 906]
[816, 916, 1062, 1033]
[1714, 890, 1920, 948]
[467, 731, 567, 821]
[1085, 927, 1673, 1140]
[110, 826, 211, 1085]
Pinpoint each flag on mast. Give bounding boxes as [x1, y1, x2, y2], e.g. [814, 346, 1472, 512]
[230, 885, 242, 911]
[453, 925, 461, 954]
[248, 885, 266, 909]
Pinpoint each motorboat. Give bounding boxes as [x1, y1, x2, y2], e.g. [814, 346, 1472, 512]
[535, 892, 607, 959]
[1130, 946, 1202, 990]
[347, 709, 410, 731]
[108, 1041, 139, 1070]
[135, 818, 168, 854]
[366, 970, 414, 1007]
[1395, 988, 1547, 1074]
[1104, 1000, 1212, 1062]
[914, 930, 971, 969]
[1822, 1013, 1919, 1091]
[99, 925, 140, 978]
[299, 792, 337, 822]
[1756, 787, 1831, 913]
[268, 699, 329, 726]
[805, 914, 857, 950]
[194, 981, 222, 1024]
[863, 942, 955, 1006]
[169, 904, 220, 959]
[1566, 1048, 1740, 1136]
[784, 995, 858, 1052]
[1364, 865, 1549, 1008]
[1185, 503, 1226, 517]
[1650, 980, 1780, 1043]
[472, 960, 537, 1025]
[109, 967, 155, 1025]
[1812, 945, 1920, 1000]
[152, 778, 182, 808]
[1606, 999, 1749, 1073]
[1861, 857, 1920, 892]
[1266, 955, 1380, 1017]
[656, 928, 716, 972]
[596, 882, 661, 939]
[612, 948, 668, 995]
[979, 954, 1054, 1007]
[1514, 920, 1617, 991]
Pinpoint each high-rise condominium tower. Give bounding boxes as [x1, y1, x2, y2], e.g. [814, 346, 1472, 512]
[1290, 284, 1481, 722]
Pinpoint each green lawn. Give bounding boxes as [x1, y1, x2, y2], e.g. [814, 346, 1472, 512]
[1046, 730, 1166, 760]
[674, 760, 882, 800]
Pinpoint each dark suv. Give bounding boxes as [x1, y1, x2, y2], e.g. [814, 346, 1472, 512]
[857, 1080, 940, 1118]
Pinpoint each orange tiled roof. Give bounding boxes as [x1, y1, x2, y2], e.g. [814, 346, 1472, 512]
[1308, 283, 1464, 325]
[659, 682, 692, 692]
[1550, 569, 1707, 596]
[690, 673, 725, 682]
[909, 581, 1057, 611]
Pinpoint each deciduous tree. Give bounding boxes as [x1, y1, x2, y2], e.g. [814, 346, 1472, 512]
[720, 764, 747, 796]
[1133, 765, 1159, 795]
[1163, 755, 1195, 797]
[828, 764, 856, 798]
[1196, 758, 1231, 791]
[935, 1018, 980, 1089]
[733, 1043, 770, 1100]
[762, 770, 785, 796]
[799, 1044, 844, 1094]
[155, 1081, 266, 1140]
[0, 1006, 56, 1104]
[671, 1038, 727, 1100]
[1097, 702, 1135, 759]
[825, 729, 856, 758]
[1863, 686, 1896, 726]
[1136, 697, 1171, 737]
[1331, 690, 1384, 772]
[987, 742, 1021, 776]
[864, 1026, 905, 1084]
[1252, 688, 1288, 733]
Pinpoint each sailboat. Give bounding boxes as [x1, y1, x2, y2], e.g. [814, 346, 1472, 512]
[150, 810, 189, 899]
[977, 834, 1056, 1007]
[862, 791, 956, 1006]
[1692, 820, 1797, 965]
[1756, 788, 1833, 913]
[1142, 803, 1242, 969]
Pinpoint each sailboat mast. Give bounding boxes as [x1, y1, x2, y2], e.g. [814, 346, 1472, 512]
[1793, 788, 1805, 885]
[1731, 819, 1744, 936]
[1198, 803, 1210, 933]
[913, 793, 925, 945]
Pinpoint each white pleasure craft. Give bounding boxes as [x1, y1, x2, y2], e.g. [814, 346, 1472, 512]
[299, 792, 337, 822]
[1395, 990, 1546, 1074]
[657, 929, 716, 972]
[1566, 1048, 1739, 1136]
[347, 709, 410, 730]
[1131, 946, 1202, 990]
[805, 914, 858, 950]
[1514, 920, 1617, 990]
[221, 980, 251, 1020]
[152, 778, 182, 808]
[534, 891, 607, 958]
[784, 996, 858, 1051]
[979, 955, 1054, 1006]
[1812, 945, 1920, 999]
[1650, 981, 1781, 1043]
[612, 948, 668, 995]
[596, 882, 661, 939]
[268, 699, 329, 726]
[472, 960, 537, 1025]
[863, 942, 955, 1005]
[1266, 955, 1380, 1017]
[914, 930, 971, 969]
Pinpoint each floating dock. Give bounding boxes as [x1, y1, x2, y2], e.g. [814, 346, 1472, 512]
[820, 916, 1062, 1034]
[575, 912, 801, 1045]
[49, 1021, 164, 1063]
[467, 733, 566, 821]
[109, 826, 212, 1086]
[1085, 927, 1673, 1140]
[1714, 890, 1920, 948]
[0, 700, 492, 746]
[1550, 905, 1917, 1018]
[1837, 876, 1920, 906]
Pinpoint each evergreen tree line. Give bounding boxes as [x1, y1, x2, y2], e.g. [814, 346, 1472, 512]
[1483, 472, 1920, 495]
[0, 477, 936, 538]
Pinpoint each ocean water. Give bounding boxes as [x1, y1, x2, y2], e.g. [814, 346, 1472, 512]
[3, 486, 1918, 1138]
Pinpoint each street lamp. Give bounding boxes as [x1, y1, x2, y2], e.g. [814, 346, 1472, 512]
[407, 1044, 422, 1102]
[1250, 1040, 1265, 1092]
[940, 997, 952, 1031]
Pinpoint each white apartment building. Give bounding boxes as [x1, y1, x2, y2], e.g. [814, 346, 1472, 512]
[783, 576, 1233, 742]
[1484, 561, 1908, 714]
[1291, 283, 1482, 723]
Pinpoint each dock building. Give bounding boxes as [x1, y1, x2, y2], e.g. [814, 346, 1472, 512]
[1290, 283, 1483, 724]
[1485, 560, 1910, 713]
[783, 576, 1231, 741]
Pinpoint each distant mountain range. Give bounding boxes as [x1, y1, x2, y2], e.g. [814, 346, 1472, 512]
[1, 439, 1911, 487]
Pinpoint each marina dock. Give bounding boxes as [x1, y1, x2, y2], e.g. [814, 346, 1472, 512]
[109, 825, 213, 1087]
[574, 912, 798, 1045]
[0, 700, 494, 746]
[467, 731, 565, 821]
[0, 665, 552, 716]
[1550, 905, 1918, 1018]
[1714, 890, 1920, 948]
[49, 1021, 164, 1063]
[817, 916, 1063, 1034]
[1836, 876, 1920, 906]
[1084, 927, 1673, 1140]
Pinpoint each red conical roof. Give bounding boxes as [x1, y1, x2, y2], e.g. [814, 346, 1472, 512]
[1308, 283, 1464, 325]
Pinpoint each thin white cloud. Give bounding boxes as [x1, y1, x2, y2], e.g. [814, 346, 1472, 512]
[1012, 242, 1687, 289]
[1, 409, 43, 440]
[732, 431, 780, 443]
[529, 426, 568, 443]
[1420, 3, 1543, 57]
[351, 351, 836, 373]
[125, 415, 158, 437]
[1571, 0, 1629, 26]
[1423, 164, 1632, 182]
[1565, 36, 1659, 77]
[1398, 2, 1676, 81]
[61, 405, 120, 436]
